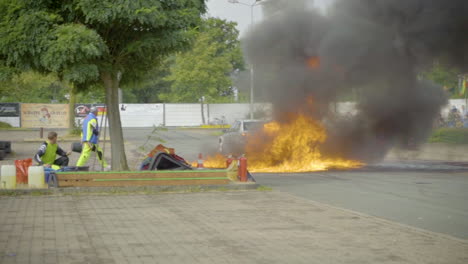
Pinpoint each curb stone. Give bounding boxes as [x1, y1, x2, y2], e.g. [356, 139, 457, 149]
[0, 182, 261, 196]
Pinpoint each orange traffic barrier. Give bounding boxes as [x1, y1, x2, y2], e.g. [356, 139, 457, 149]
[238, 156, 247, 182]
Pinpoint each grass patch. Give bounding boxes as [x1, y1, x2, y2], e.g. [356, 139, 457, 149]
[0, 121, 12, 128]
[0, 122, 35, 131]
[1, 185, 264, 197]
[429, 128, 468, 144]
[69, 126, 81, 136]
[59, 185, 257, 196]
[0, 127, 31, 131]
[256, 185, 273, 191]
[200, 124, 231, 129]
[210, 131, 224, 137]
[0, 189, 54, 196]
[0, 191, 20, 196]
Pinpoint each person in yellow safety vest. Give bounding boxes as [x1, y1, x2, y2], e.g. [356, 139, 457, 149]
[76, 106, 110, 170]
[34, 131, 71, 170]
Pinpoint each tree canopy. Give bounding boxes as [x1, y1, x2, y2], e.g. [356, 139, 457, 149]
[421, 62, 463, 98]
[122, 57, 173, 103]
[0, 71, 106, 103]
[161, 17, 244, 103]
[0, 71, 64, 103]
[0, 0, 206, 170]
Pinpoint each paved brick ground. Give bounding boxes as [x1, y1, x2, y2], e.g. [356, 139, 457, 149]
[0, 191, 467, 264]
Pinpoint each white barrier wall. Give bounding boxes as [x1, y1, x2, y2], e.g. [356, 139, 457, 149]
[0, 103, 20, 127]
[208, 104, 249, 124]
[119, 104, 164, 127]
[336, 100, 467, 118]
[164, 104, 205, 126]
[0, 117, 20, 127]
[5, 100, 468, 128]
[208, 103, 273, 124]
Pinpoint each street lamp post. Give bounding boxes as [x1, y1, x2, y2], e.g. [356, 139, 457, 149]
[228, 0, 262, 120]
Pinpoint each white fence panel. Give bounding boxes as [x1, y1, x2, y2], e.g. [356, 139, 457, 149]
[119, 104, 164, 127]
[0, 117, 20, 127]
[208, 104, 250, 125]
[21, 99, 468, 128]
[207, 103, 273, 125]
[165, 104, 204, 126]
[336, 100, 467, 118]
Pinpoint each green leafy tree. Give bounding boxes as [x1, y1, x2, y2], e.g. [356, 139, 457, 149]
[0, 71, 68, 103]
[161, 18, 244, 103]
[122, 58, 173, 103]
[77, 86, 106, 104]
[0, 0, 206, 170]
[422, 62, 462, 98]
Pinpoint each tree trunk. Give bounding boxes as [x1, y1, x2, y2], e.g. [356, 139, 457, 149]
[101, 72, 129, 171]
[68, 84, 77, 135]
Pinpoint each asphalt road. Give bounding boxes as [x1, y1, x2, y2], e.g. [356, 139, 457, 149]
[122, 127, 220, 161]
[254, 171, 468, 240]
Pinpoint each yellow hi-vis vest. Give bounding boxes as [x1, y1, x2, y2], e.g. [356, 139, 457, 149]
[41, 141, 58, 165]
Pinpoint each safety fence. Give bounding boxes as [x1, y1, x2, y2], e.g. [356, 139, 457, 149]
[0, 100, 466, 128]
[0, 103, 272, 128]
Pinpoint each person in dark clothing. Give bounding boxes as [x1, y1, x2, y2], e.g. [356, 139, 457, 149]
[34, 131, 71, 170]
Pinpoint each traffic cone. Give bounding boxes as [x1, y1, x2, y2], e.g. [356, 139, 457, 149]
[197, 153, 204, 168]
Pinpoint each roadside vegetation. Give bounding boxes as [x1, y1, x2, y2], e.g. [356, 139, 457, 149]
[428, 128, 468, 144]
[0, 121, 12, 128]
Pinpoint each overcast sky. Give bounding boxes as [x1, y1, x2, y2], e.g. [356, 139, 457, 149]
[206, 0, 332, 37]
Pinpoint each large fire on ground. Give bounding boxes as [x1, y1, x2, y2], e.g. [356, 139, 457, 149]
[199, 109, 363, 173]
[245, 114, 363, 173]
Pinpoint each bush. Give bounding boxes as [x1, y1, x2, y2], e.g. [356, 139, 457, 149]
[429, 128, 468, 144]
[69, 124, 82, 136]
[0, 121, 12, 128]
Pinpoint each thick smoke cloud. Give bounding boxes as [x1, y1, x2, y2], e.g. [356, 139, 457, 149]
[244, 0, 467, 162]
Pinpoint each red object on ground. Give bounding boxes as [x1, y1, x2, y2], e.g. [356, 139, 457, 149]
[148, 144, 175, 157]
[197, 153, 204, 168]
[15, 158, 32, 184]
[238, 157, 247, 182]
[226, 156, 234, 168]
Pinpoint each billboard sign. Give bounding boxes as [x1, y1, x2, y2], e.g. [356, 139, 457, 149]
[74, 104, 106, 117]
[21, 104, 69, 128]
[0, 103, 20, 117]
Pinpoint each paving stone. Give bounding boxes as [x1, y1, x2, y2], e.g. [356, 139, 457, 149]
[0, 192, 468, 264]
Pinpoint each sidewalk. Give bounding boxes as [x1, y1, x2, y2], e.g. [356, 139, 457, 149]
[0, 191, 467, 264]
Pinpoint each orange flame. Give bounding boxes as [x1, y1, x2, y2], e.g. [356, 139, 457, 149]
[200, 98, 363, 173]
[191, 153, 226, 168]
[245, 114, 362, 172]
[307, 56, 320, 69]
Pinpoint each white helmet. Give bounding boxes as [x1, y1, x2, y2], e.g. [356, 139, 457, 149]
[89, 106, 98, 114]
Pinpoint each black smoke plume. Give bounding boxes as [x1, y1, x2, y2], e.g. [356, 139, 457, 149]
[244, 0, 467, 162]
